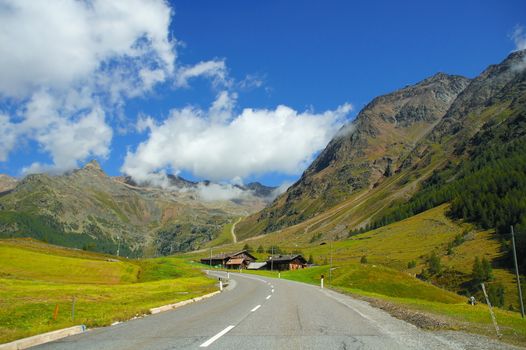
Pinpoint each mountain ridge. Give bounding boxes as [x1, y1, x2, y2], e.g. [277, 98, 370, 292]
[236, 71, 471, 236]
[236, 50, 526, 241]
[0, 162, 274, 256]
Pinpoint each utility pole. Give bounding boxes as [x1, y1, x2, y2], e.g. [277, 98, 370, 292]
[269, 246, 276, 272]
[511, 226, 525, 318]
[209, 248, 213, 269]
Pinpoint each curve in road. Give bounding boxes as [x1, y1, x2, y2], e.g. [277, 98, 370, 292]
[33, 271, 512, 350]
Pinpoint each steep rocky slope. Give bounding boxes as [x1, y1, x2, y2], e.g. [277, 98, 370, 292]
[237, 72, 470, 237]
[236, 50, 526, 240]
[0, 174, 17, 193]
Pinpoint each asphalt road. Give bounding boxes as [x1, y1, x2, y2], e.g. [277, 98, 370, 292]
[32, 271, 509, 350]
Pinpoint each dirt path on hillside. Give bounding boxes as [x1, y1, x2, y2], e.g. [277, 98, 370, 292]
[231, 217, 241, 243]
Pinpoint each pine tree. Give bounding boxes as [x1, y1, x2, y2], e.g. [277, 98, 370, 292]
[472, 257, 485, 284]
[481, 257, 494, 281]
[242, 243, 253, 253]
[427, 252, 441, 275]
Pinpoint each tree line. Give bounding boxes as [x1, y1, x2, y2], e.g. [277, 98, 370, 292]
[367, 112, 526, 268]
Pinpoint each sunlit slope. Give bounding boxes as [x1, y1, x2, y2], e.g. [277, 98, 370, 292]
[207, 205, 519, 308]
[0, 239, 215, 344]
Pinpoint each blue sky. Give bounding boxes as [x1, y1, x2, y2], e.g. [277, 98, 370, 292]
[0, 0, 525, 186]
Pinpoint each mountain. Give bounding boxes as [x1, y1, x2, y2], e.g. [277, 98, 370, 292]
[0, 160, 273, 256]
[236, 72, 470, 237]
[236, 50, 526, 242]
[235, 182, 277, 198]
[114, 173, 198, 189]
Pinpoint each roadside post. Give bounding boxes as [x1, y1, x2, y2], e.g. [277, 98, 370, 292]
[219, 278, 223, 292]
[71, 296, 76, 321]
[53, 304, 59, 321]
[321, 274, 324, 289]
[227, 272, 230, 279]
[278, 272, 281, 279]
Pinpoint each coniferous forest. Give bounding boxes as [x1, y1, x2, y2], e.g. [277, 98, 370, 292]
[371, 109, 526, 267]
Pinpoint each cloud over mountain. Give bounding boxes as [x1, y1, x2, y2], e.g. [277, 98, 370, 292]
[0, 0, 350, 180]
[122, 92, 351, 182]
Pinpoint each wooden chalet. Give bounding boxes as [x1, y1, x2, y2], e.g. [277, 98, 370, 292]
[266, 254, 307, 271]
[200, 253, 230, 267]
[200, 250, 256, 269]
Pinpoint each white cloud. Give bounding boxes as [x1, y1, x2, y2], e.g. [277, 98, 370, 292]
[196, 183, 246, 202]
[0, 114, 16, 161]
[0, 0, 174, 98]
[33, 109, 112, 173]
[512, 25, 526, 51]
[510, 25, 526, 71]
[122, 92, 351, 182]
[175, 60, 228, 88]
[238, 74, 265, 91]
[0, 0, 175, 172]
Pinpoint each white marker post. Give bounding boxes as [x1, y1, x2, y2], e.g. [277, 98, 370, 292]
[278, 272, 281, 279]
[321, 274, 324, 289]
[227, 272, 230, 280]
[219, 278, 223, 292]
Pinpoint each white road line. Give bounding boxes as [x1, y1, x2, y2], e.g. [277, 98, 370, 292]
[199, 325, 235, 347]
[270, 285, 274, 288]
[271, 289, 274, 293]
[251, 304, 261, 312]
[266, 295, 271, 300]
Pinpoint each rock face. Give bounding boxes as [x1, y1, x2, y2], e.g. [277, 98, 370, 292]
[0, 175, 17, 193]
[0, 162, 274, 256]
[237, 50, 526, 239]
[237, 73, 470, 235]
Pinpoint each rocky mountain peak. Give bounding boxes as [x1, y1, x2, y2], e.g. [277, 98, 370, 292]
[236, 70, 471, 237]
[83, 159, 102, 171]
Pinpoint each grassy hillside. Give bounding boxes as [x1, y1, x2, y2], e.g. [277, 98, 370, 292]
[202, 205, 521, 310]
[0, 161, 271, 257]
[0, 239, 216, 344]
[201, 202, 526, 345]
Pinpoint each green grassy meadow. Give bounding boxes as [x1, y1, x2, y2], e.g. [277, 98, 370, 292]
[0, 239, 216, 344]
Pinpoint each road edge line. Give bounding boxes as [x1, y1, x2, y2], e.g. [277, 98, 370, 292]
[150, 291, 221, 314]
[0, 325, 86, 350]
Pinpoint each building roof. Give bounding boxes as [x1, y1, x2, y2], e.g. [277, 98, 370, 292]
[267, 254, 307, 263]
[225, 257, 245, 265]
[203, 250, 256, 261]
[247, 262, 267, 269]
[229, 250, 257, 260]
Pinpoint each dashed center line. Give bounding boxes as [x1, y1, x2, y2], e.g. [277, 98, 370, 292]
[199, 325, 235, 347]
[251, 304, 261, 312]
[271, 289, 274, 293]
[266, 295, 272, 300]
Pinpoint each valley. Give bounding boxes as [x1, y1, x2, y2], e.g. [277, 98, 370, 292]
[1, 49, 525, 348]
